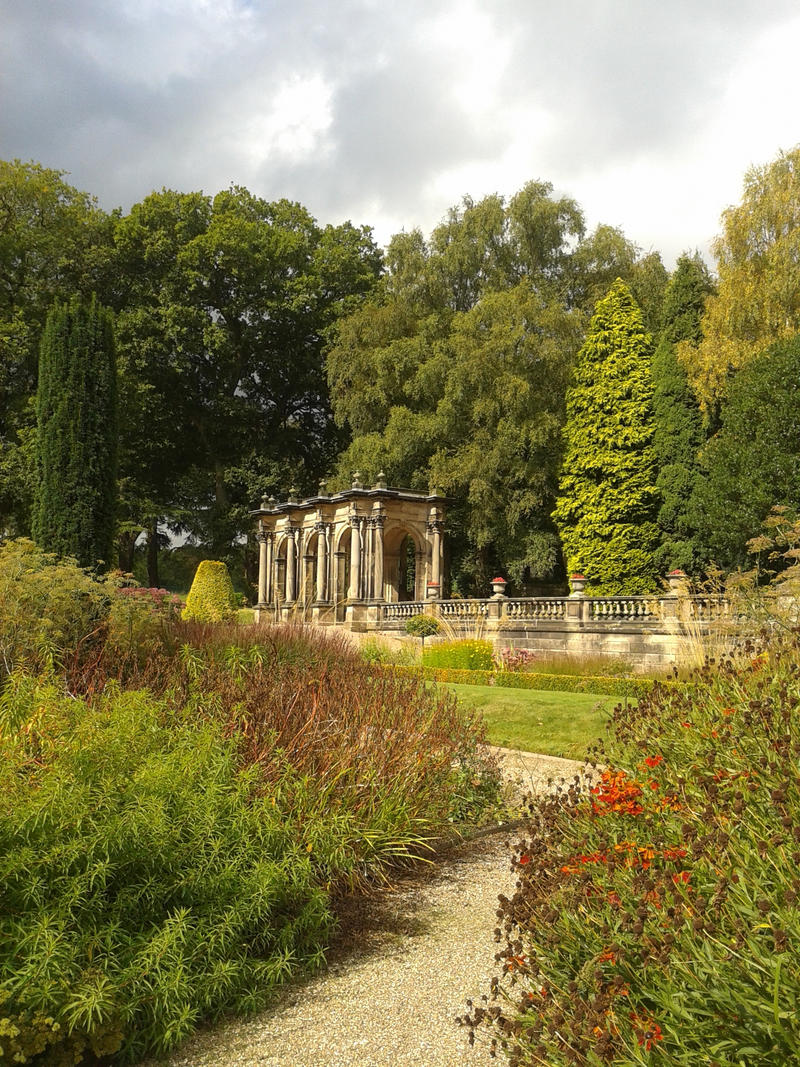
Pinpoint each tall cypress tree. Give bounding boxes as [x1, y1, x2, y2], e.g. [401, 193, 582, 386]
[33, 296, 118, 568]
[652, 254, 714, 572]
[553, 279, 659, 594]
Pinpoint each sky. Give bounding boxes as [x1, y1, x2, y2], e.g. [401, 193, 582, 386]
[2, 0, 800, 267]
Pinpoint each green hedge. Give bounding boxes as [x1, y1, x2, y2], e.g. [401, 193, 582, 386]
[384, 664, 669, 699]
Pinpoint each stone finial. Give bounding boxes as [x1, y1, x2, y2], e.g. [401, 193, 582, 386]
[318, 479, 329, 498]
[268, 495, 277, 507]
[260, 493, 270, 510]
[374, 470, 387, 489]
[351, 471, 362, 489]
[287, 486, 299, 503]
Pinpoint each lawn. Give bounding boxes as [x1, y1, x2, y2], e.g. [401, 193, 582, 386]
[443, 682, 625, 759]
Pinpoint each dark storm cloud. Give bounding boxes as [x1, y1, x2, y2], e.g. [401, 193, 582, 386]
[1, 0, 798, 250]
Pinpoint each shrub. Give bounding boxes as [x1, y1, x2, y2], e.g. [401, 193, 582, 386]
[181, 560, 237, 623]
[423, 639, 494, 671]
[467, 636, 800, 1064]
[106, 586, 183, 666]
[0, 539, 112, 679]
[0, 678, 331, 1064]
[404, 613, 441, 647]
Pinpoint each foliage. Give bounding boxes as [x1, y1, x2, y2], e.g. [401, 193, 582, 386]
[682, 145, 800, 414]
[0, 161, 111, 538]
[404, 614, 441, 647]
[554, 279, 660, 594]
[106, 586, 183, 667]
[181, 560, 238, 623]
[32, 295, 118, 568]
[0, 679, 331, 1064]
[651, 254, 714, 572]
[692, 334, 800, 568]
[358, 637, 419, 666]
[422, 639, 494, 671]
[328, 185, 659, 592]
[0, 539, 112, 680]
[394, 664, 658, 699]
[467, 637, 800, 1065]
[111, 187, 381, 557]
[493, 647, 634, 678]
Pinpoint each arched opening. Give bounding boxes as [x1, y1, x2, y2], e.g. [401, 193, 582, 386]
[398, 535, 417, 601]
[383, 526, 424, 603]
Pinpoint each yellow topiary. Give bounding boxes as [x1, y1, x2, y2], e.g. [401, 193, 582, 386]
[181, 560, 237, 623]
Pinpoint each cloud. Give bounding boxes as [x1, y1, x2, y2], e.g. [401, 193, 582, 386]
[1, 0, 799, 264]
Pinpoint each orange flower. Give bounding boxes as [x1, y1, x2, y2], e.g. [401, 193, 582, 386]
[591, 769, 644, 817]
[644, 754, 663, 768]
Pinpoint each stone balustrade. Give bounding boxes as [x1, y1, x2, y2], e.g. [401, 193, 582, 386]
[588, 596, 660, 620]
[438, 598, 490, 619]
[375, 591, 733, 669]
[504, 597, 567, 620]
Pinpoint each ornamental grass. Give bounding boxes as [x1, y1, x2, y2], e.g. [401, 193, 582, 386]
[465, 635, 800, 1065]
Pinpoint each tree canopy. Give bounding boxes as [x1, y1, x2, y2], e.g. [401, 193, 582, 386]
[328, 184, 665, 592]
[553, 279, 659, 594]
[681, 146, 800, 414]
[692, 334, 800, 569]
[32, 296, 117, 568]
[651, 253, 715, 572]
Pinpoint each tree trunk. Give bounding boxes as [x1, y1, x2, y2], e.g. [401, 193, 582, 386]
[118, 529, 138, 575]
[147, 521, 160, 588]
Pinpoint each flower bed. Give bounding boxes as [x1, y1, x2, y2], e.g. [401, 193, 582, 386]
[464, 638, 800, 1064]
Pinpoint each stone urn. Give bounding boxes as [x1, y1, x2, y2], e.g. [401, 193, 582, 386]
[666, 569, 689, 594]
[426, 582, 440, 600]
[490, 576, 507, 596]
[569, 573, 587, 596]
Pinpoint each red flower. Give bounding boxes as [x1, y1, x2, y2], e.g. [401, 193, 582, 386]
[672, 870, 691, 885]
[518, 853, 530, 865]
[637, 1023, 663, 1051]
[644, 754, 663, 768]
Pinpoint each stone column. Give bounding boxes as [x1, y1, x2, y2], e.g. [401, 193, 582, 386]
[264, 532, 274, 604]
[427, 514, 443, 592]
[365, 519, 375, 600]
[373, 510, 385, 601]
[257, 529, 269, 605]
[315, 522, 327, 601]
[285, 527, 297, 603]
[348, 512, 361, 599]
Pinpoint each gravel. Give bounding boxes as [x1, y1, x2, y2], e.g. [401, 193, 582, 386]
[137, 749, 583, 1067]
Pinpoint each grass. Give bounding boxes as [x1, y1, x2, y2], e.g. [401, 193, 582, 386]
[443, 682, 624, 759]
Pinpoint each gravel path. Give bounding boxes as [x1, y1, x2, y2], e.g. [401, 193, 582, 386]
[139, 749, 583, 1067]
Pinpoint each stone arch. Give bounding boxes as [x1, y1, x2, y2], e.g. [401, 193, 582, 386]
[383, 523, 426, 602]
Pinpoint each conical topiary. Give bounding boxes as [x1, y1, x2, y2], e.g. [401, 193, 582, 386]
[181, 560, 237, 622]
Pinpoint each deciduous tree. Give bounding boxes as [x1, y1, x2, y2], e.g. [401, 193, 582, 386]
[681, 146, 800, 414]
